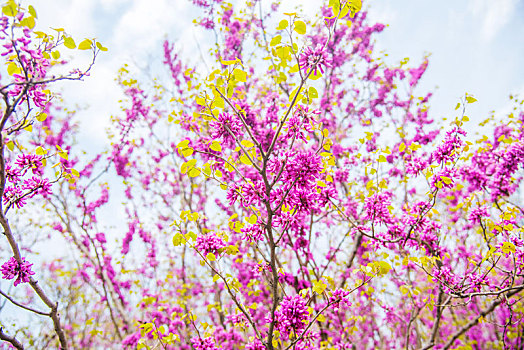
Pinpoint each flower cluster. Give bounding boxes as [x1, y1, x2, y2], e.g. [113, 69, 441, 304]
[1, 256, 35, 286]
[195, 233, 226, 255]
[274, 294, 309, 338]
[191, 336, 218, 350]
[284, 106, 318, 141]
[209, 112, 243, 145]
[299, 44, 332, 75]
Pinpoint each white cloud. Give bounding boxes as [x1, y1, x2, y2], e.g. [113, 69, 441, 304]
[468, 0, 517, 42]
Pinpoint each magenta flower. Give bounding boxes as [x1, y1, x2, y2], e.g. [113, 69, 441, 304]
[16, 153, 44, 175]
[195, 233, 226, 255]
[3, 186, 26, 208]
[209, 112, 243, 145]
[191, 336, 218, 350]
[23, 176, 52, 197]
[299, 44, 332, 75]
[273, 294, 309, 338]
[1, 256, 35, 286]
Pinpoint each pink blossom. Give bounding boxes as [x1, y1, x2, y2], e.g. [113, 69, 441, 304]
[1, 257, 35, 286]
[299, 44, 332, 75]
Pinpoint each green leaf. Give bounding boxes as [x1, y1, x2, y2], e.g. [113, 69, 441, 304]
[96, 41, 108, 52]
[247, 214, 257, 225]
[501, 242, 516, 254]
[276, 19, 288, 30]
[270, 35, 281, 47]
[466, 95, 477, 104]
[350, 0, 362, 17]
[177, 140, 190, 149]
[309, 69, 323, 80]
[440, 176, 452, 185]
[313, 280, 327, 295]
[78, 39, 92, 50]
[172, 233, 184, 246]
[309, 86, 318, 99]
[2, 1, 17, 17]
[289, 64, 299, 73]
[206, 252, 216, 261]
[240, 140, 254, 148]
[24, 124, 33, 132]
[188, 167, 201, 177]
[7, 62, 21, 76]
[210, 141, 222, 152]
[35, 146, 46, 155]
[239, 154, 252, 165]
[221, 58, 238, 66]
[233, 68, 247, 82]
[63, 37, 76, 49]
[294, 20, 306, 35]
[20, 16, 35, 29]
[181, 148, 194, 157]
[51, 51, 60, 60]
[6, 140, 15, 151]
[28, 5, 37, 18]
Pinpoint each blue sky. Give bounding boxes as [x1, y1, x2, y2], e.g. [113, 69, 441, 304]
[30, 0, 524, 142]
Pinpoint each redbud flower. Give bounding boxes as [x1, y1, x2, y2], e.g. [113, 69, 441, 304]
[1, 256, 35, 286]
[209, 112, 243, 145]
[15, 153, 44, 175]
[191, 336, 218, 350]
[273, 294, 309, 338]
[195, 232, 226, 255]
[3, 186, 26, 208]
[299, 44, 332, 75]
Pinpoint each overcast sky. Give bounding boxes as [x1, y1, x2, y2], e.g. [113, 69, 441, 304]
[30, 0, 524, 144]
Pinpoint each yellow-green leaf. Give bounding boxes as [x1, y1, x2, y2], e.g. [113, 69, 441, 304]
[35, 146, 46, 155]
[349, 0, 362, 17]
[210, 141, 222, 152]
[36, 113, 47, 122]
[95, 41, 108, 52]
[294, 20, 306, 35]
[277, 19, 288, 30]
[501, 242, 516, 255]
[440, 176, 452, 185]
[240, 140, 254, 148]
[289, 64, 299, 73]
[206, 252, 216, 261]
[20, 16, 35, 29]
[239, 154, 252, 165]
[188, 167, 201, 178]
[247, 214, 257, 225]
[24, 124, 33, 132]
[28, 5, 37, 18]
[7, 62, 21, 76]
[63, 37, 76, 49]
[270, 35, 281, 46]
[309, 86, 318, 99]
[51, 51, 60, 60]
[78, 39, 92, 50]
[2, 1, 17, 17]
[233, 68, 247, 82]
[466, 95, 477, 104]
[6, 140, 15, 151]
